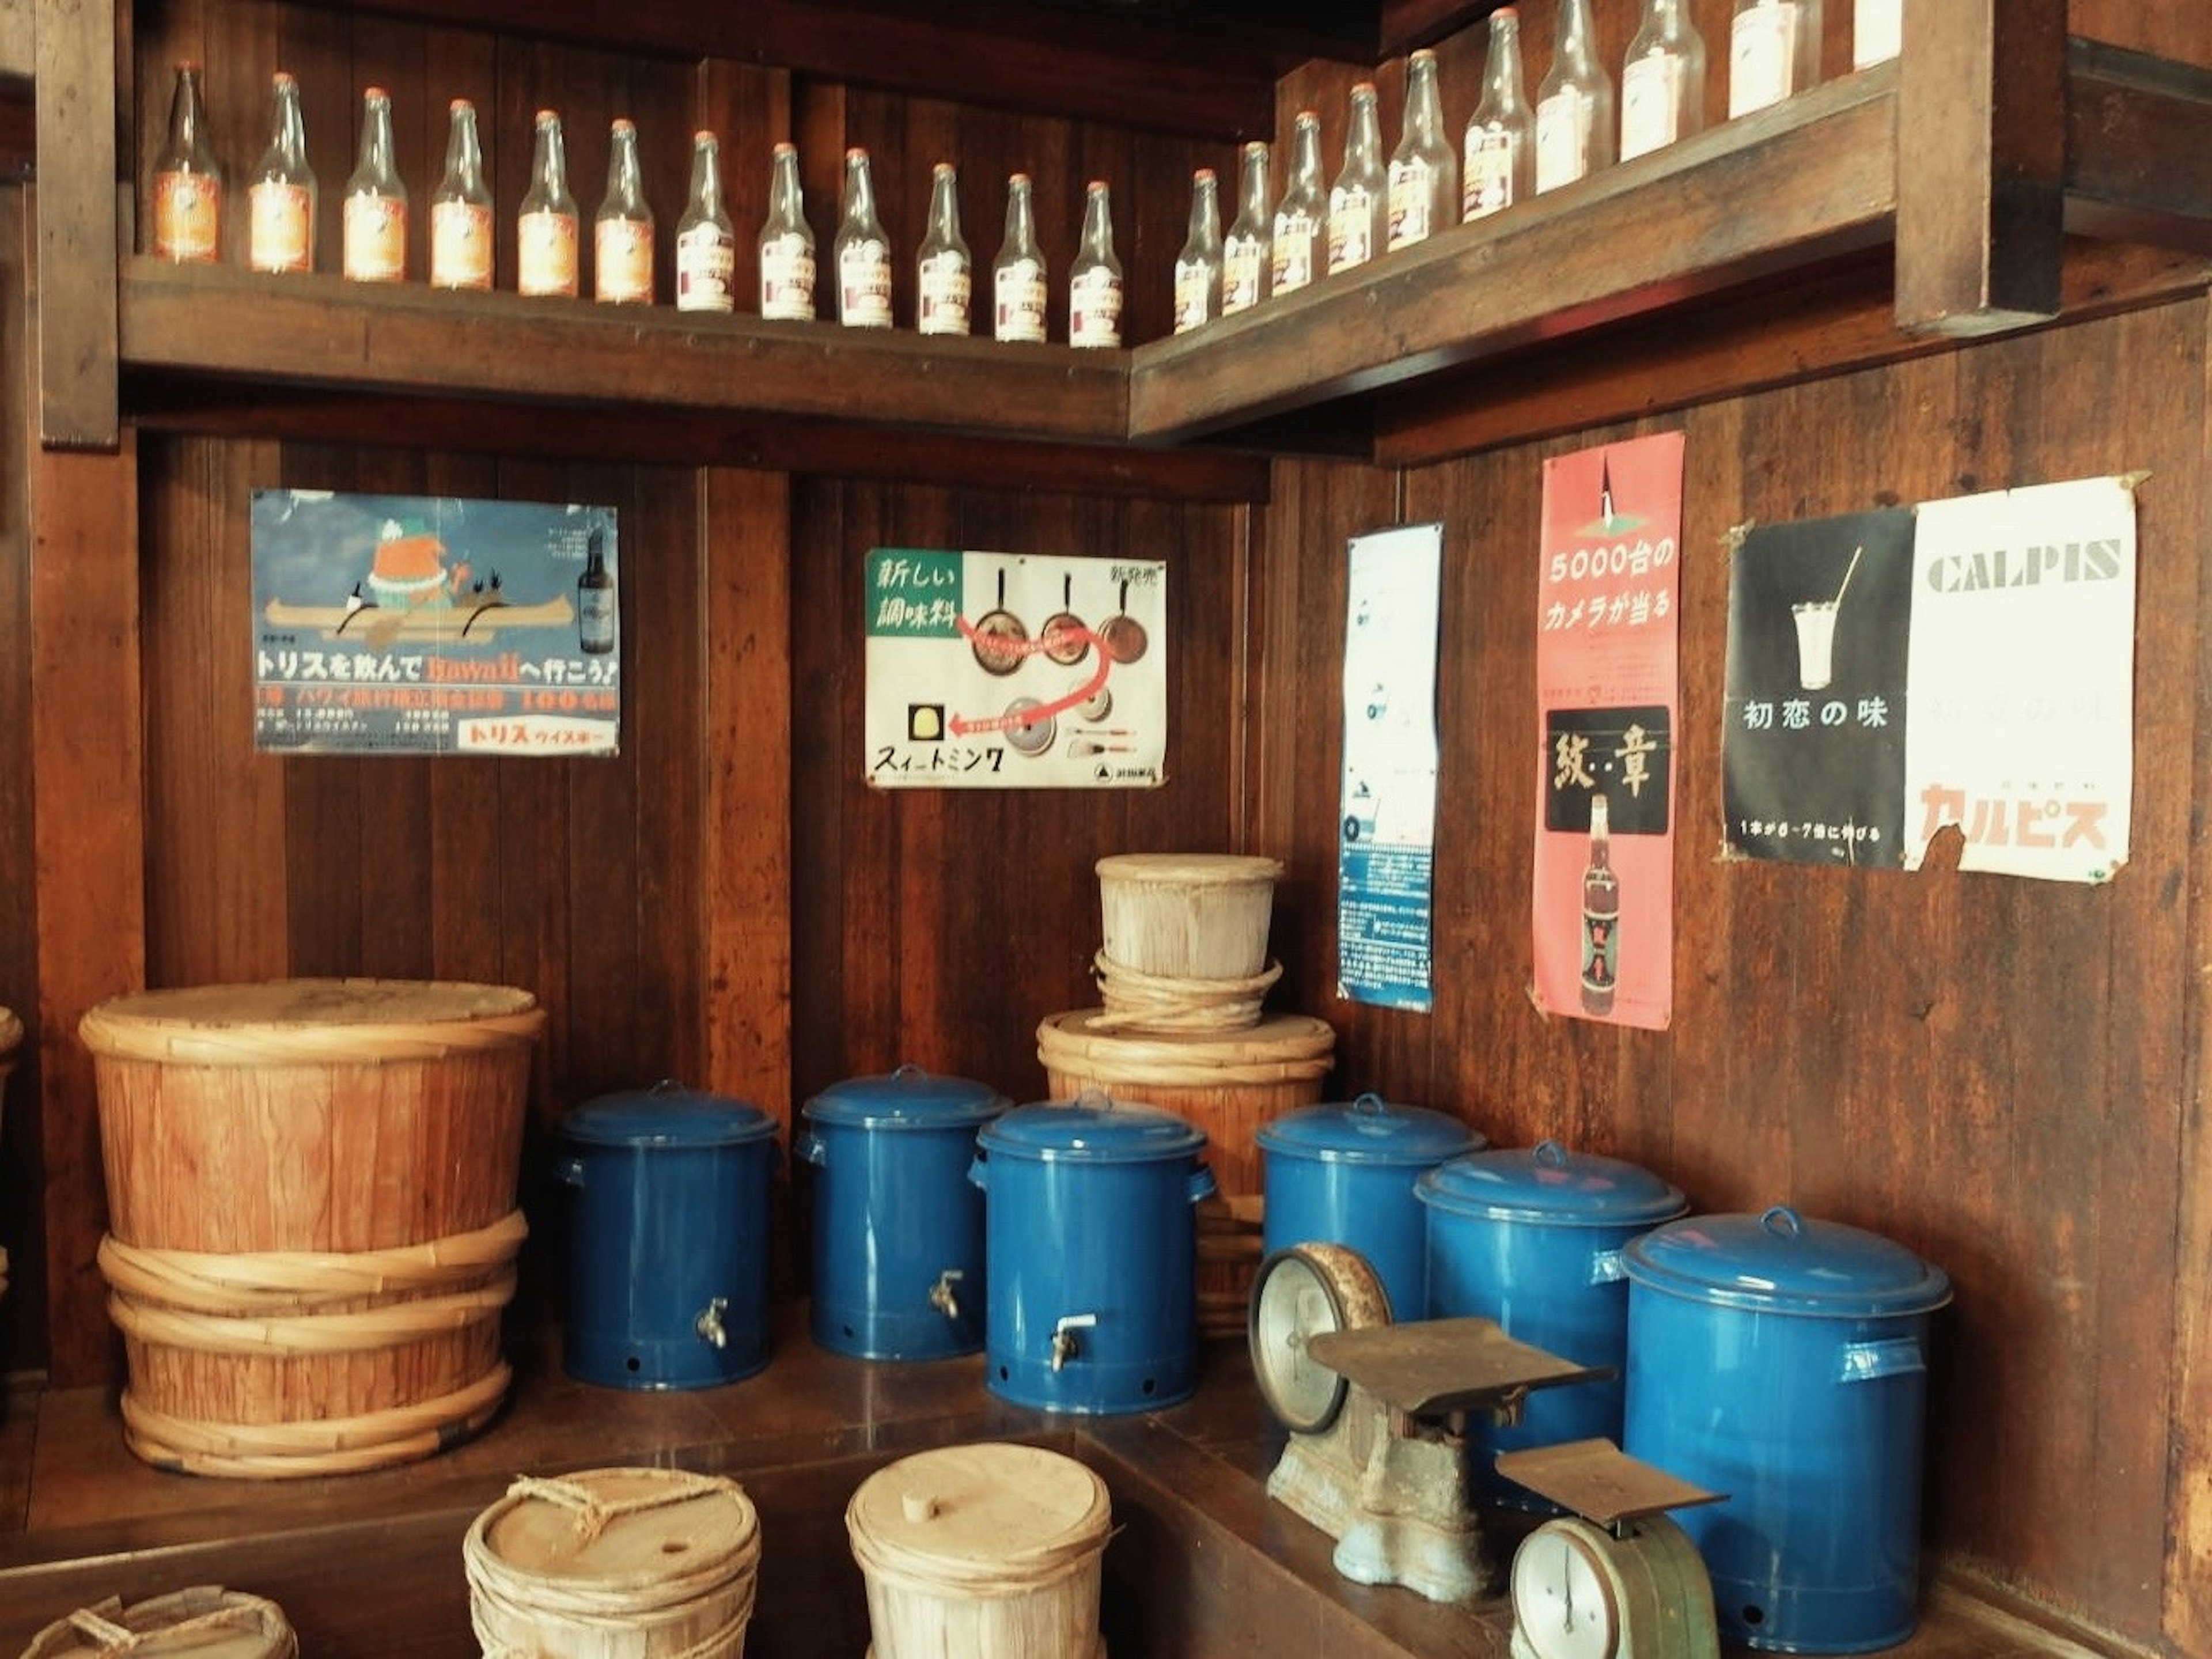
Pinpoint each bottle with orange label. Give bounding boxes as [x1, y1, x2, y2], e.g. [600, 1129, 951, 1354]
[151, 61, 224, 263]
[594, 118, 654, 305]
[342, 86, 407, 282]
[248, 71, 316, 274]
[430, 99, 494, 291]
[518, 109, 580, 298]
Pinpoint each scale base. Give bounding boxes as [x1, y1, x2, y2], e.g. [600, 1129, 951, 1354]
[1334, 1506, 1489, 1604]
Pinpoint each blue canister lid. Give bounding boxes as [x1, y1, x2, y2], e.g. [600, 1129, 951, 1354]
[802, 1062, 1009, 1130]
[563, 1078, 779, 1149]
[1622, 1205, 1953, 1317]
[1256, 1092, 1481, 1166]
[1416, 1139, 1687, 1226]
[978, 1090, 1206, 1164]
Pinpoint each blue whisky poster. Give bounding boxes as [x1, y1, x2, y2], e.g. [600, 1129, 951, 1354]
[251, 491, 620, 756]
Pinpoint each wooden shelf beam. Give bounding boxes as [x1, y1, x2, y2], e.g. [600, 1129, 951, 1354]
[2064, 38, 2212, 255]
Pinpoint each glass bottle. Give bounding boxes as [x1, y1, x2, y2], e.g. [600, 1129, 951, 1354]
[1854, 0, 1902, 69]
[1222, 141, 1271, 316]
[1067, 179, 1123, 350]
[1621, 0, 1707, 163]
[342, 86, 407, 283]
[1327, 82, 1385, 275]
[1536, 0, 1615, 194]
[1729, 0, 1823, 118]
[1270, 110, 1325, 297]
[834, 147, 892, 329]
[759, 142, 817, 321]
[1172, 168, 1222, 335]
[1388, 49, 1457, 252]
[248, 71, 315, 275]
[430, 99, 493, 291]
[151, 62, 223, 264]
[1581, 793, 1619, 1016]
[578, 526, 616, 657]
[517, 108, 579, 298]
[675, 131, 736, 314]
[1464, 7, 1536, 221]
[916, 161, 972, 338]
[992, 172, 1047, 344]
[594, 118, 653, 305]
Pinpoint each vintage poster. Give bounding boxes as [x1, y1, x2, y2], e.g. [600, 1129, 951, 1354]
[252, 491, 620, 756]
[863, 550, 1166, 789]
[1532, 434, 1683, 1031]
[1722, 509, 1916, 866]
[1903, 478, 2136, 882]
[1337, 522, 1442, 1012]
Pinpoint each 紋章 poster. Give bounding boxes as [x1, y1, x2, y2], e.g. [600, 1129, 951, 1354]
[252, 491, 620, 756]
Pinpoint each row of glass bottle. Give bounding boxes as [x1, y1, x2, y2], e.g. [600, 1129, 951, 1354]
[147, 63, 1126, 344]
[1168, 0, 1901, 335]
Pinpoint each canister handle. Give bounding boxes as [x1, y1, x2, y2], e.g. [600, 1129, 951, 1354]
[1838, 1336, 1925, 1384]
[554, 1154, 587, 1188]
[1588, 1247, 1626, 1285]
[1352, 1091, 1389, 1118]
[1187, 1161, 1219, 1205]
[1762, 1204, 1806, 1239]
[967, 1152, 988, 1191]
[794, 1129, 827, 1166]
[1535, 1139, 1570, 1168]
[893, 1062, 927, 1084]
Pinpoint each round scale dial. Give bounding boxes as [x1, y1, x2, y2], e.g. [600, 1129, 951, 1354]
[1247, 1243, 1388, 1434]
[1511, 1520, 1621, 1659]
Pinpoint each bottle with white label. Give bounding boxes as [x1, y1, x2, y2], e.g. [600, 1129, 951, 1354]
[593, 119, 653, 305]
[1620, 0, 1707, 163]
[1068, 179, 1124, 349]
[1271, 111, 1326, 297]
[1222, 141, 1271, 316]
[517, 109, 579, 298]
[675, 131, 735, 314]
[1172, 168, 1222, 335]
[1327, 82, 1386, 275]
[1854, 0, 1902, 69]
[151, 62, 224, 264]
[1464, 7, 1535, 222]
[916, 161, 972, 337]
[835, 147, 892, 328]
[1729, 0, 1823, 119]
[430, 99, 493, 290]
[759, 142, 816, 321]
[342, 87, 407, 282]
[992, 173, 1048, 343]
[249, 72, 315, 274]
[1535, 0, 1614, 195]
[1388, 48, 1456, 252]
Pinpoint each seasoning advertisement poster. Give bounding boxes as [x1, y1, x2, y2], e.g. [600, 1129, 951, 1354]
[863, 550, 1166, 789]
[1722, 478, 2135, 884]
[1337, 522, 1442, 1013]
[251, 490, 620, 757]
[1531, 434, 1683, 1031]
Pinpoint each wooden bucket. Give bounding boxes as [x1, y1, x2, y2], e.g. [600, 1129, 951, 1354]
[464, 1467, 763, 1659]
[0, 1005, 17, 1304]
[1036, 1007, 1334, 1339]
[79, 978, 545, 1478]
[847, 1442, 1110, 1659]
[1094, 854, 1282, 982]
[18, 1586, 298, 1658]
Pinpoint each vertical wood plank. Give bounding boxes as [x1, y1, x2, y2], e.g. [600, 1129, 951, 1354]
[34, 0, 119, 447]
[1893, 0, 2067, 335]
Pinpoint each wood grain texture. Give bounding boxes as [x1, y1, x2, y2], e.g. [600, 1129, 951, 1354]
[34, 0, 119, 447]
[0, 0, 30, 81]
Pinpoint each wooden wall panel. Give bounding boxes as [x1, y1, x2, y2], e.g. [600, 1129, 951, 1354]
[1250, 300, 2206, 1648]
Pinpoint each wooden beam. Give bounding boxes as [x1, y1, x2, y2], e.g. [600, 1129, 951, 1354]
[2065, 38, 2212, 253]
[0, 0, 31, 81]
[120, 259, 1130, 445]
[1893, 0, 2067, 336]
[1129, 66, 1899, 442]
[1378, 0, 1499, 56]
[33, 0, 119, 448]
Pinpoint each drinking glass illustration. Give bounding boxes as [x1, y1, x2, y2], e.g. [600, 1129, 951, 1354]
[1791, 545, 1861, 692]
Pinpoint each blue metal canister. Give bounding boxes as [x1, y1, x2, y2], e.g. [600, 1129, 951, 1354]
[555, 1080, 781, 1389]
[1622, 1205, 1953, 1653]
[1417, 1140, 1686, 1508]
[972, 1092, 1215, 1414]
[796, 1063, 1008, 1361]
[1256, 1092, 1481, 1322]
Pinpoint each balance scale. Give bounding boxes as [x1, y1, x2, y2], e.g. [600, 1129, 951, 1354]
[1496, 1437, 1726, 1659]
[1247, 1242, 1609, 1604]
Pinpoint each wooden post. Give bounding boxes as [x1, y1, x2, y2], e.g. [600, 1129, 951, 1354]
[1893, 0, 2067, 336]
[33, 0, 121, 448]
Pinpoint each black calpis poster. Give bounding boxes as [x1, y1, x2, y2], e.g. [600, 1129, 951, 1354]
[1725, 477, 2137, 882]
[252, 491, 620, 757]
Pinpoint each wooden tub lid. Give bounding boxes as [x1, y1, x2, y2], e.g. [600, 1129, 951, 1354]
[471, 1467, 761, 1596]
[1094, 853, 1282, 889]
[847, 1443, 1110, 1582]
[79, 979, 546, 1065]
[20, 1586, 298, 1658]
[1037, 1007, 1335, 1084]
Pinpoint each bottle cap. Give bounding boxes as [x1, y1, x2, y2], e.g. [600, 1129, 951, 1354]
[176, 59, 202, 72]
[449, 97, 474, 112]
[773, 141, 796, 156]
[1296, 108, 1320, 123]
[272, 70, 297, 87]
[1194, 167, 1215, 182]
[695, 129, 717, 144]
[364, 85, 389, 100]
[846, 146, 869, 161]
[934, 160, 955, 176]
[1009, 171, 1031, 185]
[1353, 80, 1378, 95]
[536, 107, 559, 123]
[612, 116, 635, 133]
[1412, 47, 1437, 63]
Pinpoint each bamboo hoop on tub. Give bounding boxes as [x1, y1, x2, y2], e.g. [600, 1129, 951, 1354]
[19, 1586, 298, 1659]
